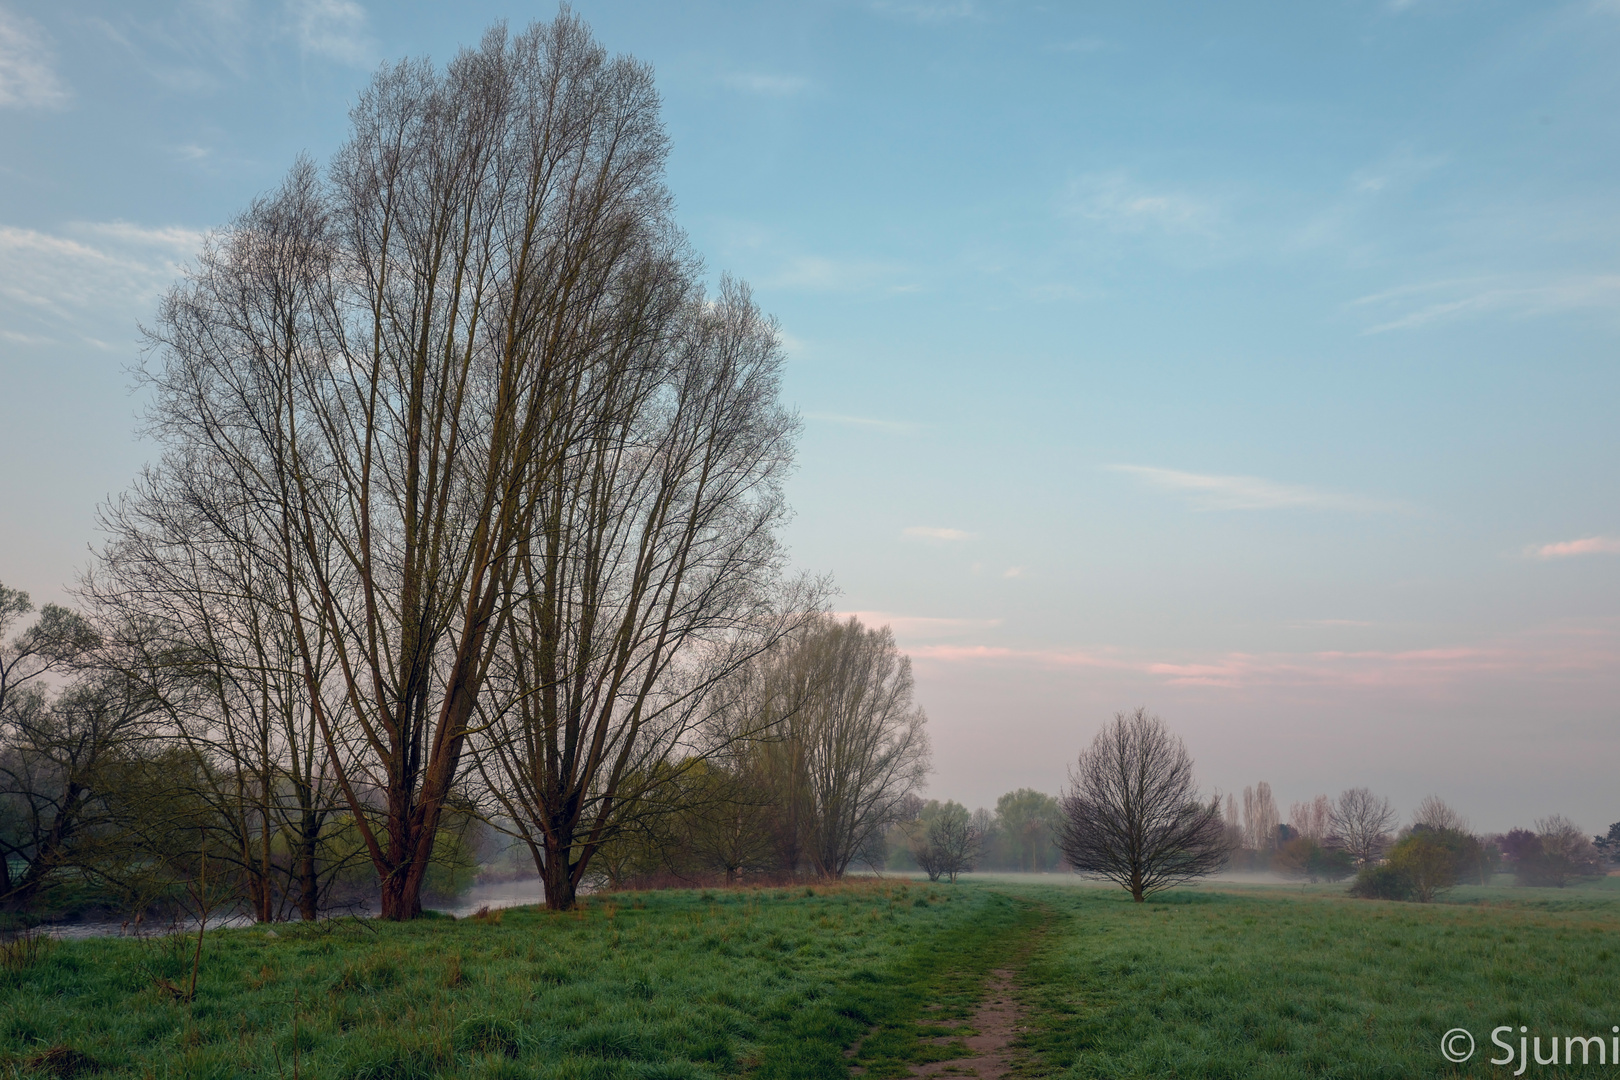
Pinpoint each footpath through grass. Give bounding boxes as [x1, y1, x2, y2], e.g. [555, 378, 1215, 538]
[0, 881, 1034, 1080]
[1012, 879, 1620, 1079]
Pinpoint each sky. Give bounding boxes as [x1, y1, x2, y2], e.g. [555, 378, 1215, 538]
[2, 0, 1617, 835]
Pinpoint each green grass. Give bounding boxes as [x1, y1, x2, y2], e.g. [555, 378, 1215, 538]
[1013, 878, 1620, 1079]
[6, 876, 1619, 1078]
[0, 881, 1015, 1080]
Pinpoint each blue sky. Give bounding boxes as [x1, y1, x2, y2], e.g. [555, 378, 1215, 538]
[3, 0, 1618, 832]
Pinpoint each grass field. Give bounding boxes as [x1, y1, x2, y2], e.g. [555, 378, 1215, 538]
[3, 876, 1617, 1078]
[1011, 876, 1620, 1079]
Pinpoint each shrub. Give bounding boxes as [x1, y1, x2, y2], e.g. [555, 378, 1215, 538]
[1348, 863, 1413, 901]
[1385, 833, 1456, 902]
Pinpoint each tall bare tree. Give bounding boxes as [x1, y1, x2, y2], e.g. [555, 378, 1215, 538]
[1057, 708, 1230, 902]
[778, 616, 930, 878]
[133, 15, 726, 918]
[1289, 794, 1332, 841]
[86, 497, 358, 922]
[473, 280, 807, 909]
[1329, 787, 1396, 868]
[1242, 781, 1279, 851]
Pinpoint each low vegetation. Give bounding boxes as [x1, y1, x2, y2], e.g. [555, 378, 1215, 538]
[1016, 876, 1620, 1078]
[0, 881, 1022, 1080]
[6, 876, 1620, 1078]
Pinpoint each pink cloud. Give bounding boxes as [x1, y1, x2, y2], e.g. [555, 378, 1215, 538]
[838, 611, 1002, 640]
[1529, 536, 1620, 559]
[906, 620, 1620, 692]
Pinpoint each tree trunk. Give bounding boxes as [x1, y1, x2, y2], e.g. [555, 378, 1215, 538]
[295, 792, 320, 921]
[380, 864, 425, 920]
[541, 839, 579, 911]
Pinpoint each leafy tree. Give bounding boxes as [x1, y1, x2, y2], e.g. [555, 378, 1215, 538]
[994, 789, 1061, 871]
[1593, 822, 1620, 865]
[1385, 830, 1457, 902]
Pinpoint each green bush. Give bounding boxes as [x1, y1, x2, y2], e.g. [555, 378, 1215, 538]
[1348, 863, 1414, 900]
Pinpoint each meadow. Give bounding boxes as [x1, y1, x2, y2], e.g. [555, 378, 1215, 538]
[1012, 875, 1620, 1079]
[3, 876, 1617, 1079]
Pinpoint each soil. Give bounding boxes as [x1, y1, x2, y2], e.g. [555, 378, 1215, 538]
[908, 966, 1026, 1079]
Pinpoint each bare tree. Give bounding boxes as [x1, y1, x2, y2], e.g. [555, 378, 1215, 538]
[473, 279, 808, 909]
[1289, 795, 1332, 841]
[1329, 787, 1396, 868]
[132, 15, 746, 918]
[908, 801, 979, 883]
[1057, 708, 1230, 902]
[1411, 795, 1468, 834]
[1242, 782, 1279, 851]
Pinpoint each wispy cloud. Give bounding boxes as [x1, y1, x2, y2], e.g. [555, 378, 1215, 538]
[840, 611, 1002, 640]
[288, 0, 372, 67]
[1002, 566, 1026, 579]
[910, 619, 1620, 692]
[0, 6, 69, 109]
[804, 412, 923, 435]
[764, 254, 915, 294]
[1353, 275, 1620, 334]
[721, 72, 812, 96]
[1107, 464, 1399, 513]
[1349, 150, 1446, 195]
[1047, 37, 1116, 54]
[902, 526, 976, 542]
[872, 0, 978, 22]
[1528, 536, 1620, 559]
[1061, 172, 1217, 236]
[0, 220, 202, 335]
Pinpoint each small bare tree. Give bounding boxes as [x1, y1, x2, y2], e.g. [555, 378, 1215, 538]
[1411, 795, 1468, 834]
[1057, 708, 1230, 902]
[908, 801, 978, 883]
[1329, 787, 1396, 867]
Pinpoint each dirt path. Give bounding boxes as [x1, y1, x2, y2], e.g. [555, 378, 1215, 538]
[907, 966, 1026, 1079]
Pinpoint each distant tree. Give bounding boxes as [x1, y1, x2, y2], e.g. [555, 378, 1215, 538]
[994, 788, 1061, 871]
[1329, 788, 1397, 868]
[1057, 708, 1231, 902]
[908, 801, 979, 883]
[785, 616, 931, 879]
[1242, 782, 1280, 852]
[1310, 843, 1356, 882]
[1594, 823, 1620, 864]
[1348, 862, 1414, 901]
[1533, 816, 1603, 886]
[0, 583, 97, 719]
[1385, 830, 1459, 902]
[1274, 834, 1317, 879]
[1498, 820, 1601, 888]
[1411, 795, 1469, 833]
[1289, 795, 1333, 841]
